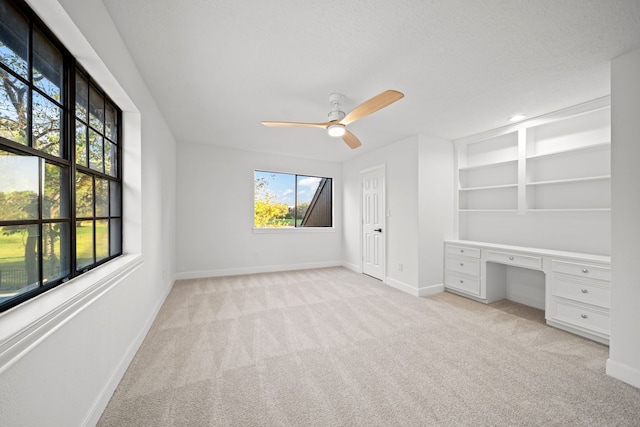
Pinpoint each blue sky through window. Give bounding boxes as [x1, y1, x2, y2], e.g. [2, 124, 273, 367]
[297, 175, 321, 205]
[255, 171, 322, 207]
[255, 171, 295, 206]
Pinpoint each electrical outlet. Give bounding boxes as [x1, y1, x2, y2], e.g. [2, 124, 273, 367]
[398, 263, 403, 272]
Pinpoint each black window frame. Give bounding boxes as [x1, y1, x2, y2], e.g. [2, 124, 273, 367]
[0, 0, 123, 313]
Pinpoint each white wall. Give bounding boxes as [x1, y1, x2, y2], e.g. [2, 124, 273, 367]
[418, 135, 456, 290]
[343, 135, 454, 296]
[343, 136, 419, 291]
[607, 47, 640, 389]
[176, 143, 343, 278]
[460, 212, 611, 255]
[0, 0, 177, 425]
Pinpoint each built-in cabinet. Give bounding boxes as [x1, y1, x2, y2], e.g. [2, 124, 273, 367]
[444, 241, 611, 344]
[444, 244, 481, 296]
[548, 259, 611, 340]
[447, 98, 612, 344]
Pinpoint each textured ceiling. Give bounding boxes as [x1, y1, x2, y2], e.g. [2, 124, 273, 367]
[102, 0, 640, 162]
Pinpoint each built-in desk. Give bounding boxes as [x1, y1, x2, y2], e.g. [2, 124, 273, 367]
[444, 240, 611, 344]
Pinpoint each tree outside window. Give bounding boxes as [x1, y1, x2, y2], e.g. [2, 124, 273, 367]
[254, 171, 332, 228]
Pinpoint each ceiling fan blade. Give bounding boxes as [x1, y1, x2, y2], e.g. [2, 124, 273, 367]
[261, 121, 329, 129]
[341, 90, 404, 126]
[342, 129, 362, 149]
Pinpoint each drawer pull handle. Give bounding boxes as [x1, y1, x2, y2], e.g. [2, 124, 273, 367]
[460, 249, 464, 253]
[459, 280, 464, 284]
[581, 289, 589, 294]
[460, 263, 464, 267]
[581, 314, 588, 319]
[509, 256, 514, 260]
[582, 269, 589, 274]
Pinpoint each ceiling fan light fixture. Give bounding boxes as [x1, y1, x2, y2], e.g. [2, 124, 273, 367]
[327, 124, 346, 137]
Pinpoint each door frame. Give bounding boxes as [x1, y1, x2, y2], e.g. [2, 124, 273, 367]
[360, 164, 386, 281]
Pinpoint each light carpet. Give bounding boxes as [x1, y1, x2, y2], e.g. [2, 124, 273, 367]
[98, 267, 640, 426]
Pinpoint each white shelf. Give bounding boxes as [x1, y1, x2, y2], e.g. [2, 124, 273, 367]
[460, 183, 518, 191]
[526, 208, 611, 212]
[459, 158, 517, 172]
[526, 175, 611, 187]
[459, 209, 519, 213]
[526, 141, 610, 160]
[460, 208, 610, 213]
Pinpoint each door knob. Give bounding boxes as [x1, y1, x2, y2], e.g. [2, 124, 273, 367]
[374, 228, 382, 232]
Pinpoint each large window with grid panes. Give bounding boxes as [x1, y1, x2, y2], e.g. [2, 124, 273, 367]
[0, 0, 122, 312]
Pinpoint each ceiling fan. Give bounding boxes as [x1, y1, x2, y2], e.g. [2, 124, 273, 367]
[261, 90, 404, 149]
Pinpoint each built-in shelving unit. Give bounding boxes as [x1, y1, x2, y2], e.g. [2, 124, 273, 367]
[457, 131, 519, 212]
[454, 97, 611, 254]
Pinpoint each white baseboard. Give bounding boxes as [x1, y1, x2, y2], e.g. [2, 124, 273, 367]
[175, 261, 343, 280]
[84, 274, 175, 426]
[384, 277, 415, 296]
[606, 358, 640, 390]
[341, 262, 361, 273]
[418, 283, 445, 297]
[385, 278, 444, 298]
[385, 277, 417, 296]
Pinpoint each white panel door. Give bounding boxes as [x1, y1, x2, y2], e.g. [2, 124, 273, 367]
[362, 167, 385, 280]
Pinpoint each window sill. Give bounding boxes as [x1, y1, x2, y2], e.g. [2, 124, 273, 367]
[253, 227, 336, 234]
[0, 253, 143, 373]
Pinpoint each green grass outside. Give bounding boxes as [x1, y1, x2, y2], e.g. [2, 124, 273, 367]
[0, 222, 109, 291]
[264, 217, 304, 227]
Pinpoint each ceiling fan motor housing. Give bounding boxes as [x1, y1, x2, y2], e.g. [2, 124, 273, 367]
[328, 110, 345, 121]
[328, 93, 346, 121]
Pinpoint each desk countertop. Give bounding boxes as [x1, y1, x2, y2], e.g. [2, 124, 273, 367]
[445, 240, 611, 264]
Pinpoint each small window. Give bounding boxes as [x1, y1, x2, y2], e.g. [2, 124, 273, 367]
[254, 171, 332, 228]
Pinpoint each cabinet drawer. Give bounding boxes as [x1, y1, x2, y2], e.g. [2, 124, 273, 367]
[446, 245, 480, 259]
[486, 250, 542, 270]
[552, 275, 610, 308]
[445, 272, 480, 296]
[445, 256, 480, 276]
[551, 260, 611, 282]
[550, 299, 609, 335]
